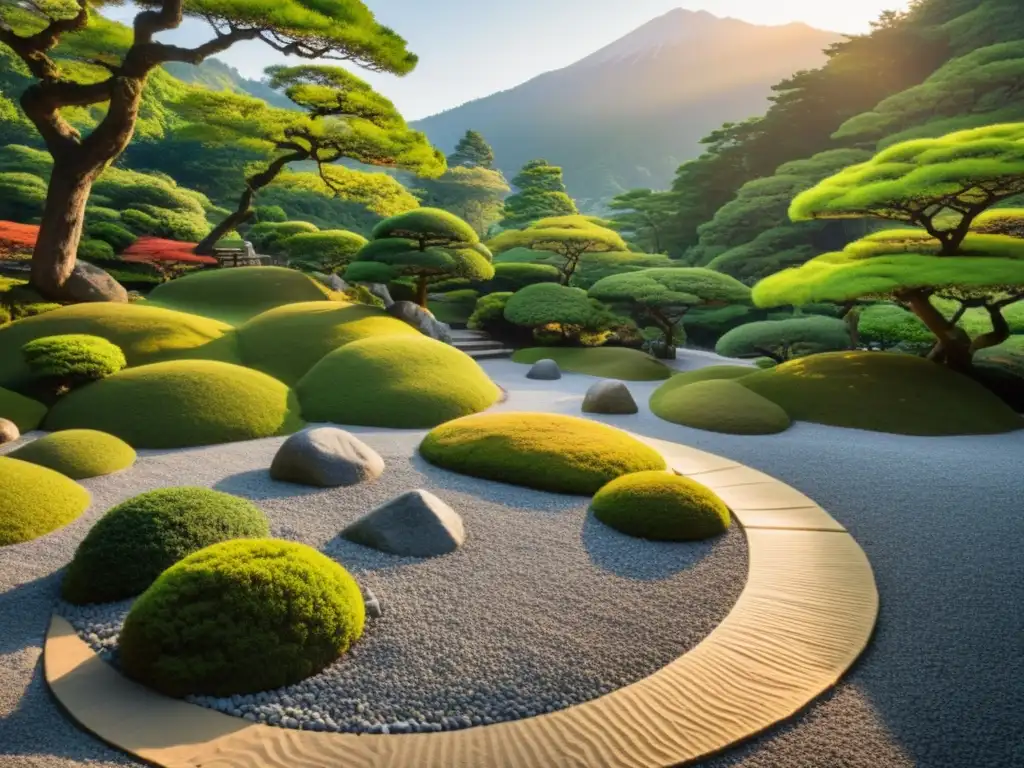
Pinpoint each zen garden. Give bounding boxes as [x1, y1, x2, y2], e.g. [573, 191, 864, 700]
[0, 0, 1020, 767]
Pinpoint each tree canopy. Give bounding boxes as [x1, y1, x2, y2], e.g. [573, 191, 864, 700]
[448, 130, 495, 169]
[608, 189, 678, 254]
[500, 159, 578, 228]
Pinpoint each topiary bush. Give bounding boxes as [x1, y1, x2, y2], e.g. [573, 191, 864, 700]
[468, 291, 521, 340]
[76, 239, 116, 263]
[283, 230, 368, 275]
[420, 412, 667, 494]
[297, 335, 501, 428]
[592, 471, 731, 541]
[61, 487, 270, 605]
[486, 262, 561, 292]
[715, 316, 851, 363]
[21, 334, 126, 398]
[118, 539, 365, 697]
[0, 456, 90, 546]
[86, 222, 137, 253]
[9, 429, 135, 480]
[651, 378, 792, 435]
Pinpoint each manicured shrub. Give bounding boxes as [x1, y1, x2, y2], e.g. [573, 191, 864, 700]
[283, 230, 368, 274]
[118, 539, 365, 697]
[592, 471, 731, 541]
[0, 386, 46, 431]
[487, 262, 561, 292]
[248, 221, 319, 254]
[468, 291, 518, 337]
[21, 334, 126, 396]
[715, 316, 851, 363]
[511, 347, 671, 381]
[420, 412, 667, 494]
[76, 239, 116, 263]
[121, 208, 162, 235]
[254, 205, 288, 223]
[45, 360, 304, 448]
[86, 222, 137, 253]
[428, 289, 479, 325]
[297, 335, 501, 428]
[858, 304, 933, 350]
[85, 206, 122, 224]
[61, 487, 270, 605]
[9, 429, 135, 480]
[0, 456, 90, 546]
[650, 378, 792, 435]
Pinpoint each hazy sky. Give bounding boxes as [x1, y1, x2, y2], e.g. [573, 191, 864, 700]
[108, 1, 912, 120]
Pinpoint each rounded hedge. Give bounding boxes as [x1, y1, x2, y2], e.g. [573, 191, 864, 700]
[651, 378, 792, 435]
[61, 487, 270, 605]
[715, 316, 851, 361]
[297, 335, 501, 428]
[118, 539, 365, 697]
[0, 386, 46, 431]
[592, 471, 731, 541]
[511, 347, 671, 381]
[22, 334, 126, 390]
[236, 302, 417, 385]
[9, 429, 135, 479]
[44, 360, 304, 448]
[77, 239, 116, 263]
[0, 456, 90, 546]
[420, 412, 667, 494]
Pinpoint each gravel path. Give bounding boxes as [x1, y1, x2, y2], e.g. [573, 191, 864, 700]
[2, 358, 1022, 767]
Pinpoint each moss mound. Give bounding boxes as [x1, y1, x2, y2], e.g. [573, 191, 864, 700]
[119, 539, 365, 697]
[0, 303, 238, 388]
[651, 378, 792, 435]
[740, 352, 1021, 436]
[297, 335, 500, 428]
[45, 360, 304, 448]
[511, 347, 672, 381]
[420, 412, 667, 494]
[9, 429, 135, 479]
[0, 386, 46, 431]
[665, 365, 756, 387]
[236, 302, 418, 385]
[0, 457, 90, 546]
[592, 471, 731, 541]
[62, 487, 269, 605]
[147, 267, 333, 325]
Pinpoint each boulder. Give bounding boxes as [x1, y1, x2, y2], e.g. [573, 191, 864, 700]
[526, 359, 561, 380]
[64, 261, 128, 303]
[583, 380, 639, 415]
[314, 272, 349, 292]
[365, 283, 395, 308]
[342, 489, 465, 557]
[0, 418, 19, 445]
[387, 300, 453, 344]
[270, 427, 384, 488]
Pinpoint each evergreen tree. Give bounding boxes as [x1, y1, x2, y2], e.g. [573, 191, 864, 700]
[501, 159, 578, 228]
[448, 130, 495, 169]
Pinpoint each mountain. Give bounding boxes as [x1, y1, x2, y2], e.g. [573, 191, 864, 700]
[413, 9, 842, 206]
[162, 59, 297, 111]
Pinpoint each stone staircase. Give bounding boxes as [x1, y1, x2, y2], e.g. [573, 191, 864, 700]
[450, 329, 514, 360]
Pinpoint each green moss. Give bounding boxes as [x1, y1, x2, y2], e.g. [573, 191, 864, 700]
[592, 471, 731, 541]
[0, 303, 238, 389]
[297, 335, 500, 428]
[666, 366, 755, 387]
[0, 386, 46, 431]
[62, 487, 269, 605]
[21, 334, 126, 394]
[420, 412, 667, 495]
[740, 352, 1021, 436]
[236, 301, 418, 385]
[511, 347, 671, 381]
[147, 267, 333, 325]
[118, 539, 365, 697]
[44, 360, 304, 448]
[0, 457, 90, 546]
[651, 378, 792, 435]
[9, 429, 135, 479]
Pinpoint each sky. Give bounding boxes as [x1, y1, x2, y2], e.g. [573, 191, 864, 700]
[107, 1, 912, 121]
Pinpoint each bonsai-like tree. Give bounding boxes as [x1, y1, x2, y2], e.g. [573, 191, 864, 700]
[189, 65, 443, 253]
[754, 123, 1024, 370]
[715, 316, 852, 363]
[488, 215, 628, 285]
[589, 268, 751, 353]
[345, 208, 495, 307]
[0, 0, 417, 300]
[500, 159, 578, 228]
[282, 230, 368, 275]
[448, 130, 495, 169]
[503, 282, 602, 343]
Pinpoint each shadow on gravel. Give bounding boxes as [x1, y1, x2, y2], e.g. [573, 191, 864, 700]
[0, 572, 62, 657]
[213, 469, 326, 500]
[580, 512, 721, 581]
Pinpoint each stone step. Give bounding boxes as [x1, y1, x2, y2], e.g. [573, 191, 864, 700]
[450, 330, 490, 340]
[453, 340, 508, 351]
[464, 348, 514, 360]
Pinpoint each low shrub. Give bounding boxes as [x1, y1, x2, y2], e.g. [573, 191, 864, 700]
[87, 222, 137, 253]
[9, 429, 135, 480]
[118, 539, 365, 697]
[77, 239, 116, 263]
[716, 316, 851, 363]
[487, 262, 561, 292]
[283, 230, 367, 274]
[0, 456, 90, 546]
[592, 471, 731, 541]
[61, 487, 270, 605]
[22, 334, 126, 397]
[651, 378, 792, 435]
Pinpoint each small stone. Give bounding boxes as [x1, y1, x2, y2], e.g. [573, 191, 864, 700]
[526, 359, 561, 380]
[342, 490, 465, 558]
[0, 418, 19, 445]
[270, 427, 385, 488]
[582, 379, 639, 415]
[363, 587, 383, 619]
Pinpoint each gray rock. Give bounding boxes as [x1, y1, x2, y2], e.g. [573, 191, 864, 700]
[526, 359, 561, 380]
[270, 428, 385, 488]
[365, 283, 395, 308]
[65, 260, 128, 303]
[342, 489, 465, 558]
[363, 586, 383, 619]
[0, 418, 19, 445]
[312, 272, 349, 292]
[582, 380, 638, 415]
[387, 300, 453, 344]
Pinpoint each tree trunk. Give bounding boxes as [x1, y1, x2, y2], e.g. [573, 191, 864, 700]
[415, 276, 429, 308]
[901, 289, 973, 371]
[30, 163, 95, 299]
[970, 304, 1011, 354]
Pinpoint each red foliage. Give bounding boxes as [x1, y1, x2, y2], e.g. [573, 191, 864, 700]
[0, 221, 40, 255]
[121, 237, 218, 265]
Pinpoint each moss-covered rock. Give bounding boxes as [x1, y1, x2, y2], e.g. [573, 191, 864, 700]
[420, 412, 666, 494]
[9, 429, 135, 479]
[651, 378, 792, 435]
[118, 539, 365, 697]
[592, 471, 731, 541]
[0, 456, 90, 546]
[61, 487, 269, 605]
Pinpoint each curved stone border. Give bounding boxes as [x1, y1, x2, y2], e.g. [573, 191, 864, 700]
[44, 436, 878, 768]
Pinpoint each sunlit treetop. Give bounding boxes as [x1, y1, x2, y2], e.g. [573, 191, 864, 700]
[589, 268, 751, 312]
[971, 208, 1024, 238]
[371, 208, 479, 247]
